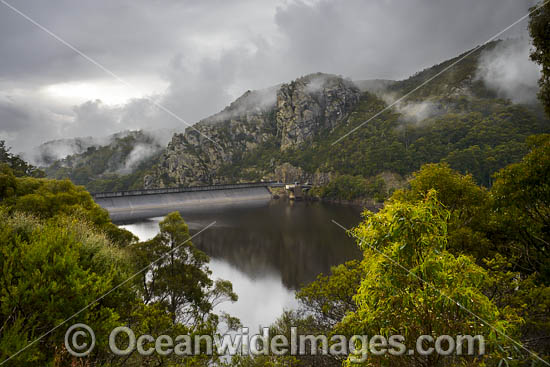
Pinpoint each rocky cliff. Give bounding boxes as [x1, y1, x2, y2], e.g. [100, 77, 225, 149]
[145, 73, 361, 188]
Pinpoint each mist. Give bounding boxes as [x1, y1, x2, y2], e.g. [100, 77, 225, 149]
[476, 38, 541, 104]
[199, 86, 278, 125]
[32, 128, 174, 168]
[382, 92, 444, 124]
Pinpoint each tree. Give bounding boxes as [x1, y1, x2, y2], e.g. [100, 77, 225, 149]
[135, 212, 238, 325]
[491, 135, 550, 279]
[530, 2, 550, 117]
[0, 165, 137, 248]
[297, 260, 363, 332]
[0, 140, 44, 178]
[0, 212, 135, 365]
[339, 191, 521, 366]
[392, 163, 494, 261]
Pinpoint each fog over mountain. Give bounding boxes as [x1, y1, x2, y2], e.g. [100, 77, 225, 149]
[476, 37, 541, 104]
[0, 0, 538, 160]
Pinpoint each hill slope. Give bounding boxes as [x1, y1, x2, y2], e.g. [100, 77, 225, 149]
[43, 40, 550, 199]
[144, 40, 549, 197]
[45, 130, 167, 192]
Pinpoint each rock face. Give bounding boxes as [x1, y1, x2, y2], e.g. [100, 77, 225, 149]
[145, 73, 361, 188]
[277, 74, 361, 150]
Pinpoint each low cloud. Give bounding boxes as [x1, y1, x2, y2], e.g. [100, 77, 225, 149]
[199, 86, 279, 125]
[32, 128, 174, 167]
[476, 38, 541, 104]
[0, 0, 536, 158]
[119, 143, 160, 174]
[397, 101, 442, 123]
[382, 93, 443, 124]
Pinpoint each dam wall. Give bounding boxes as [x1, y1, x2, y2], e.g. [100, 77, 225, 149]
[94, 185, 273, 222]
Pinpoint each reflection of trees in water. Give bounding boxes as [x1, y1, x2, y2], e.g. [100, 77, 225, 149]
[190, 200, 362, 289]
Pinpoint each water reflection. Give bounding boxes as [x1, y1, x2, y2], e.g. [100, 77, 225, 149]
[120, 199, 363, 329]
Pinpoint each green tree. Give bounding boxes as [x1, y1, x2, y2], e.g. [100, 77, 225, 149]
[392, 163, 494, 261]
[0, 166, 136, 248]
[530, 3, 550, 117]
[491, 135, 550, 278]
[297, 260, 363, 332]
[390, 160, 550, 361]
[0, 212, 135, 366]
[339, 191, 521, 366]
[134, 212, 238, 325]
[0, 141, 44, 178]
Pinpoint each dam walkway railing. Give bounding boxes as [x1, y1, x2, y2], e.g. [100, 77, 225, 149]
[91, 181, 285, 199]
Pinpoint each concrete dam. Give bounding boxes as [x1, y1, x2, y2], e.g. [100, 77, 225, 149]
[92, 182, 282, 222]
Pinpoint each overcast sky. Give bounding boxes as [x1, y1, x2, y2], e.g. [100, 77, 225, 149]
[0, 0, 538, 156]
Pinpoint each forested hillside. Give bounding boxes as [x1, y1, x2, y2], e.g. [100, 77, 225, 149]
[44, 130, 164, 192]
[139, 40, 550, 203]
[218, 41, 549, 201]
[41, 41, 550, 202]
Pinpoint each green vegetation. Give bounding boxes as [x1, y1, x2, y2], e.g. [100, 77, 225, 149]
[310, 175, 386, 202]
[0, 140, 44, 178]
[341, 191, 519, 366]
[0, 212, 136, 366]
[235, 137, 550, 366]
[45, 131, 162, 193]
[0, 160, 238, 366]
[530, 3, 550, 116]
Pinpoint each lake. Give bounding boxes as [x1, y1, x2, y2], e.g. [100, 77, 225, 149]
[119, 199, 363, 331]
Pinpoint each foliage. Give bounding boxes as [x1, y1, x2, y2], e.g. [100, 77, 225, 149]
[310, 175, 386, 202]
[45, 131, 162, 193]
[0, 154, 239, 366]
[296, 260, 363, 331]
[491, 134, 550, 279]
[133, 212, 238, 326]
[337, 191, 521, 366]
[530, 3, 550, 117]
[0, 141, 44, 178]
[0, 212, 135, 365]
[0, 166, 136, 247]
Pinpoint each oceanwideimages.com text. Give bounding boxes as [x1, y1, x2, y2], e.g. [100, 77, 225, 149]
[65, 324, 485, 362]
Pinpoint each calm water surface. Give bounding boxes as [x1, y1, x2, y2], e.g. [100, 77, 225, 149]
[120, 199, 363, 330]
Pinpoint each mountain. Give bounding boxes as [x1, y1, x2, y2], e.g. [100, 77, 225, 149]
[32, 136, 101, 166]
[145, 73, 361, 187]
[143, 40, 549, 195]
[353, 79, 396, 94]
[41, 40, 550, 200]
[44, 130, 170, 192]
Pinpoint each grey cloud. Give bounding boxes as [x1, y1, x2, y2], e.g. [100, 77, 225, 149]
[274, 0, 535, 80]
[0, 98, 33, 132]
[0, 0, 542, 158]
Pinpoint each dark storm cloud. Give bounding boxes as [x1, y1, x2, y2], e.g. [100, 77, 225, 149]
[0, 0, 541, 158]
[273, 0, 535, 80]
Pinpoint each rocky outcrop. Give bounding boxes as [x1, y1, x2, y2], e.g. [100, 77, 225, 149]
[145, 73, 361, 188]
[277, 73, 361, 150]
